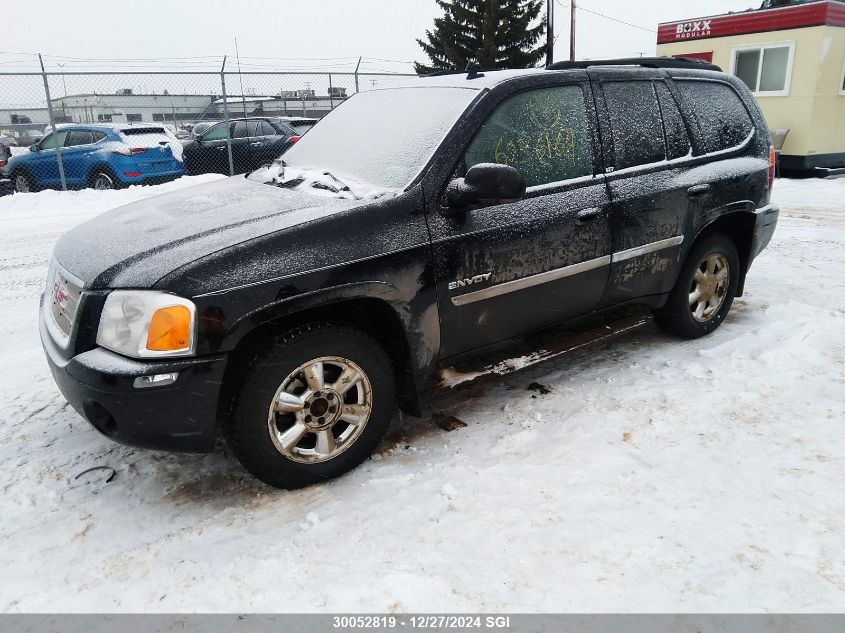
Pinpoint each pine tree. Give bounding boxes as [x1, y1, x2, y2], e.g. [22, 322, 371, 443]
[415, 0, 547, 75]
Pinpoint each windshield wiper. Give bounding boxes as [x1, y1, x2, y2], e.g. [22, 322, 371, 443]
[280, 169, 352, 195]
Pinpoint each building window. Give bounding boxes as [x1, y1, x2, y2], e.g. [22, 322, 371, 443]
[731, 42, 795, 97]
[97, 113, 113, 122]
[126, 113, 142, 122]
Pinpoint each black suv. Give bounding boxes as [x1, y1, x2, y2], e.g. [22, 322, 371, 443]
[41, 59, 779, 489]
[182, 117, 299, 176]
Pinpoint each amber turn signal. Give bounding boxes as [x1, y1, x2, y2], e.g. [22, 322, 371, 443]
[146, 305, 192, 352]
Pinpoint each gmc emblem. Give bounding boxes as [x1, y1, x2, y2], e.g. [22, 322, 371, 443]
[53, 281, 69, 310]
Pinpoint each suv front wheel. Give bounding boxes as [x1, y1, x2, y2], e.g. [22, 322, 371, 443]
[224, 323, 396, 489]
[656, 233, 740, 339]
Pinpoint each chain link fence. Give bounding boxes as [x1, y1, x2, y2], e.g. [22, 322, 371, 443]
[0, 70, 415, 192]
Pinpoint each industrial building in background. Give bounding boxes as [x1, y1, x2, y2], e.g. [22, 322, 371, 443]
[657, 0, 845, 175]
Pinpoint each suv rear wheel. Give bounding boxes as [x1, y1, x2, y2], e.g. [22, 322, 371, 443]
[89, 169, 118, 191]
[656, 233, 740, 339]
[223, 323, 396, 489]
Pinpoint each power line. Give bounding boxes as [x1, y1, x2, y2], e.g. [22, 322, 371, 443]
[572, 2, 657, 33]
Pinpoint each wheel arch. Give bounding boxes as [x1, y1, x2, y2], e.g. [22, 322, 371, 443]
[691, 207, 757, 297]
[217, 291, 427, 422]
[86, 163, 121, 187]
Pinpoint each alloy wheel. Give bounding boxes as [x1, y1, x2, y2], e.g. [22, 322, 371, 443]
[93, 173, 114, 190]
[689, 253, 730, 323]
[267, 356, 373, 464]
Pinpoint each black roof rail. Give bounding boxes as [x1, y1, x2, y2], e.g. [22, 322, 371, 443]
[423, 63, 492, 78]
[546, 56, 723, 73]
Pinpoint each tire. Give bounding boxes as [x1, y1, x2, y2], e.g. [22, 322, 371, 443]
[11, 169, 36, 193]
[88, 168, 121, 191]
[223, 323, 396, 489]
[656, 232, 740, 339]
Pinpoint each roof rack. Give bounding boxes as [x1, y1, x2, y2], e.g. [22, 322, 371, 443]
[546, 56, 723, 73]
[424, 63, 491, 79]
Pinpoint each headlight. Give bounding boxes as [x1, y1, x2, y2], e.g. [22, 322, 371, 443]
[96, 291, 196, 358]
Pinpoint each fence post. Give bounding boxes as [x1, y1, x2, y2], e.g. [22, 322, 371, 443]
[220, 56, 234, 177]
[39, 54, 67, 191]
[354, 56, 362, 94]
[328, 73, 334, 110]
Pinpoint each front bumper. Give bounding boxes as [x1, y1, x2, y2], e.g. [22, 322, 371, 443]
[0, 177, 13, 196]
[750, 203, 779, 263]
[40, 304, 227, 453]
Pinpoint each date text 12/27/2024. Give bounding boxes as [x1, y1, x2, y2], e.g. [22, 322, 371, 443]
[332, 615, 512, 629]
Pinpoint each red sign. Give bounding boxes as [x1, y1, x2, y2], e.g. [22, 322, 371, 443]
[658, 0, 845, 45]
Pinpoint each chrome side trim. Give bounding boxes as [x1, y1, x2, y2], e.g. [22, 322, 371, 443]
[450, 255, 611, 306]
[612, 236, 684, 263]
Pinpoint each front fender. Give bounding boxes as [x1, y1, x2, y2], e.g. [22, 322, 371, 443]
[224, 280, 404, 349]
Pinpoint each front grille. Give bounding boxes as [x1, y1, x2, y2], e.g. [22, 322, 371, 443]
[46, 261, 84, 345]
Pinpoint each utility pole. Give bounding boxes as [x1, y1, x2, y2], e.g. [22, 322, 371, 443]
[570, 0, 577, 62]
[57, 62, 67, 97]
[354, 56, 362, 94]
[545, 0, 554, 66]
[219, 55, 234, 177]
[39, 53, 66, 191]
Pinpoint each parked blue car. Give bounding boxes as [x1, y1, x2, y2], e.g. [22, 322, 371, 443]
[0, 123, 185, 192]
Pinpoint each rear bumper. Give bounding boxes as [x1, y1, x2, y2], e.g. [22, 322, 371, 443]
[40, 304, 227, 453]
[750, 203, 779, 264]
[118, 171, 184, 186]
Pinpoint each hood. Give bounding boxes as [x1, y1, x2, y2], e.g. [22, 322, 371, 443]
[54, 176, 363, 290]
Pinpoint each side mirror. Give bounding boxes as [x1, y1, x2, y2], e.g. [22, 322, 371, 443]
[29, 144, 39, 152]
[446, 163, 526, 210]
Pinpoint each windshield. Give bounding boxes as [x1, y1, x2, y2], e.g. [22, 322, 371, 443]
[280, 86, 479, 190]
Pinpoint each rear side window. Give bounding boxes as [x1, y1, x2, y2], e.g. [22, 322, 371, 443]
[257, 120, 277, 136]
[654, 83, 691, 160]
[64, 130, 95, 147]
[464, 85, 593, 188]
[676, 80, 755, 154]
[602, 81, 666, 169]
[232, 121, 261, 138]
[93, 131, 108, 142]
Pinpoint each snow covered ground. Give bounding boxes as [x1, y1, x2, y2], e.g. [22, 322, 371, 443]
[0, 177, 843, 612]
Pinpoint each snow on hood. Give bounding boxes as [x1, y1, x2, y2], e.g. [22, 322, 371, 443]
[53, 175, 365, 290]
[247, 160, 397, 202]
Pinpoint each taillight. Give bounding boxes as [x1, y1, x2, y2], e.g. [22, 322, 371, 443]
[0, 159, 6, 169]
[768, 145, 776, 191]
[288, 136, 301, 144]
[112, 147, 148, 157]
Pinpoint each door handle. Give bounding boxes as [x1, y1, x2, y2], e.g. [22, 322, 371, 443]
[215, 146, 226, 151]
[575, 208, 604, 225]
[687, 184, 712, 198]
[250, 142, 262, 146]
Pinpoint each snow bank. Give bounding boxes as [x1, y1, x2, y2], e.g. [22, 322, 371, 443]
[0, 177, 843, 612]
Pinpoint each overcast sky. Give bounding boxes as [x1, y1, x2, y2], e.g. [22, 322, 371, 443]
[2, 0, 760, 72]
